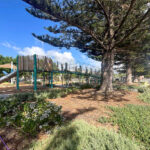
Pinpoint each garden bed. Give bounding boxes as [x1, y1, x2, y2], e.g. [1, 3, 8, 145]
[0, 87, 149, 150]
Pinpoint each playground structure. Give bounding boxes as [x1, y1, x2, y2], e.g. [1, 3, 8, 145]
[0, 62, 16, 84]
[0, 54, 101, 91]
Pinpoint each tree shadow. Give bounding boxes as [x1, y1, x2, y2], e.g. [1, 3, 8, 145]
[44, 124, 80, 150]
[62, 107, 97, 120]
[74, 89, 130, 102]
[0, 107, 96, 150]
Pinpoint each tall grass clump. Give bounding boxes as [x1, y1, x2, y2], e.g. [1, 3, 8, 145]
[28, 120, 140, 150]
[99, 104, 150, 149]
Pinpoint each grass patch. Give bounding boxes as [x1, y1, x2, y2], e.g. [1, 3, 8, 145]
[113, 83, 149, 93]
[138, 88, 150, 103]
[113, 84, 132, 91]
[99, 104, 150, 149]
[27, 120, 140, 150]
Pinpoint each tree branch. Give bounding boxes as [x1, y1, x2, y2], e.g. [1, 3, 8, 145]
[95, 0, 109, 24]
[23, 0, 106, 50]
[113, 8, 150, 49]
[113, 0, 136, 39]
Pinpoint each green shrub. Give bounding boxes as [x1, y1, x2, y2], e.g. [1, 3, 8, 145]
[41, 88, 78, 99]
[128, 85, 138, 89]
[113, 84, 129, 90]
[28, 120, 140, 150]
[0, 94, 63, 136]
[79, 83, 93, 89]
[0, 88, 81, 136]
[95, 85, 100, 90]
[138, 88, 150, 103]
[137, 86, 147, 93]
[99, 105, 150, 149]
[113, 83, 146, 92]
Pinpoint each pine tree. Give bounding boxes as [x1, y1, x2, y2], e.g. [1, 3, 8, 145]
[22, 0, 150, 93]
[115, 31, 150, 84]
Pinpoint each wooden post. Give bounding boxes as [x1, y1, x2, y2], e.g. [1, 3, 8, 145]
[51, 71, 53, 88]
[43, 72, 45, 87]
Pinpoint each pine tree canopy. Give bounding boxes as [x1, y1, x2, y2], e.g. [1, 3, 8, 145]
[22, 0, 150, 92]
[22, 0, 150, 54]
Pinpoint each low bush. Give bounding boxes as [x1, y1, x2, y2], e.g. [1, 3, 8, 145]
[113, 83, 148, 92]
[28, 120, 140, 150]
[95, 85, 100, 90]
[0, 93, 63, 136]
[137, 86, 148, 93]
[127, 85, 138, 89]
[99, 104, 150, 149]
[79, 83, 93, 89]
[113, 84, 129, 91]
[36, 87, 79, 99]
[138, 88, 150, 103]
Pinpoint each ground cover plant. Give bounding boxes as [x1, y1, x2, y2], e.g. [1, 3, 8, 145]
[27, 120, 140, 150]
[0, 86, 91, 136]
[113, 83, 148, 93]
[0, 93, 63, 136]
[99, 104, 150, 149]
[138, 88, 150, 103]
[78, 83, 93, 90]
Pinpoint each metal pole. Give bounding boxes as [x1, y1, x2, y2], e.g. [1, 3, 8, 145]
[43, 72, 45, 87]
[16, 56, 19, 90]
[49, 72, 51, 88]
[65, 63, 68, 87]
[34, 54, 37, 91]
[11, 61, 13, 84]
[51, 71, 53, 88]
[61, 64, 63, 87]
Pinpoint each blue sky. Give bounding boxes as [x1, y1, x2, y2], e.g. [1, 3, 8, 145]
[0, 0, 101, 70]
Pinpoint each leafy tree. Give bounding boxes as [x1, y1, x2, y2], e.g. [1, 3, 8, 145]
[22, 0, 150, 93]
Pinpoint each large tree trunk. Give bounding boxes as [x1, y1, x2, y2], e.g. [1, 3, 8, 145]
[100, 12, 115, 93]
[126, 59, 132, 84]
[100, 50, 115, 92]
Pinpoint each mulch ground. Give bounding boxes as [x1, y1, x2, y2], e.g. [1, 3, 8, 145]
[0, 88, 148, 150]
[47, 89, 147, 128]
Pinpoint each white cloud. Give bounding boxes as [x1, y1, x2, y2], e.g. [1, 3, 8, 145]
[89, 59, 101, 69]
[19, 46, 75, 65]
[19, 46, 46, 56]
[47, 50, 75, 65]
[1, 42, 21, 51]
[1, 42, 11, 48]
[1, 42, 101, 71]
[80, 54, 101, 71]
